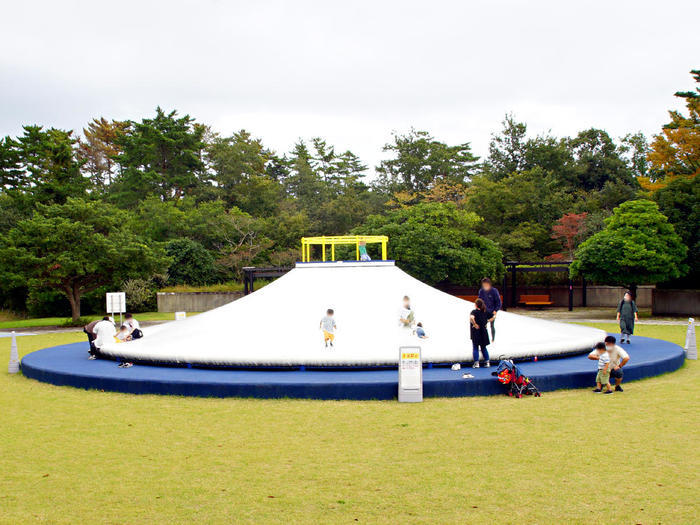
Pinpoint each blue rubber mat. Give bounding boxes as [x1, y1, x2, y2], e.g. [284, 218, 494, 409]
[21, 335, 685, 400]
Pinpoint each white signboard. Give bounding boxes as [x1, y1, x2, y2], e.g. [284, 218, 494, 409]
[398, 345, 423, 402]
[175, 311, 187, 321]
[106, 292, 126, 314]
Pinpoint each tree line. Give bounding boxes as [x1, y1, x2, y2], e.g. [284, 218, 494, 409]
[0, 71, 697, 320]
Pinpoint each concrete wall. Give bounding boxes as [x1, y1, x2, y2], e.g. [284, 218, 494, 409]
[439, 284, 654, 308]
[157, 292, 243, 313]
[652, 289, 700, 316]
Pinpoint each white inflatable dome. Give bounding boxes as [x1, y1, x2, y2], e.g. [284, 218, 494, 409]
[101, 261, 605, 367]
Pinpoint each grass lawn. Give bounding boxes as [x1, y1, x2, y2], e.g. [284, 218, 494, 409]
[0, 324, 697, 524]
[0, 311, 197, 330]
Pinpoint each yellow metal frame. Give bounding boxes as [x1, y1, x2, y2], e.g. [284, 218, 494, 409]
[301, 235, 388, 262]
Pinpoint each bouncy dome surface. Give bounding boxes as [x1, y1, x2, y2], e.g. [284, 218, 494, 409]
[101, 261, 605, 367]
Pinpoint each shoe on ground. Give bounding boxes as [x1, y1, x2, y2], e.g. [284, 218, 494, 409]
[603, 390, 613, 394]
[592, 388, 602, 393]
[123, 362, 133, 368]
[330, 342, 334, 347]
[484, 361, 490, 368]
[615, 385, 624, 392]
[472, 362, 480, 368]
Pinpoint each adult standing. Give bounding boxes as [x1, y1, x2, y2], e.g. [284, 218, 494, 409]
[91, 317, 116, 360]
[588, 335, 630, 391]
[470, 298, 491, 368]
[616, 291, 639, 344]
[478, 278, 502, 341]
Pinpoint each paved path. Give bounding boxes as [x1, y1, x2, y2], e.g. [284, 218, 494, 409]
[563, 319, 691, 326]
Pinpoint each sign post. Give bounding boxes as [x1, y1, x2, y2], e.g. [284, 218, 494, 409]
[398, 346, 423, 402]
[106, 292, 126, 326]
[685, 318, 696, 360]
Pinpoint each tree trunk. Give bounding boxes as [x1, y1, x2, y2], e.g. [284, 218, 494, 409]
[65, 286, 82, 321]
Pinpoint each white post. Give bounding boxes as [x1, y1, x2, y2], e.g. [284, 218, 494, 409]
[685, 318, 697, 360]
[8, 331, 20, 374]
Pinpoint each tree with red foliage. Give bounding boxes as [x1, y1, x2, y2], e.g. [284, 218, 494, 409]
[550, 212, 588, 260]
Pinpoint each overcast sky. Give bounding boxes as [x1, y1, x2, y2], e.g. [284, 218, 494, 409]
[1, 0, 698, 172]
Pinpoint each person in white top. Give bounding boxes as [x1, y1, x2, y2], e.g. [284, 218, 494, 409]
[398, 296, 415, 329]
[588, 335, 630, 392]
[124, 313, 142, 339]
[92, 317, 116, 359]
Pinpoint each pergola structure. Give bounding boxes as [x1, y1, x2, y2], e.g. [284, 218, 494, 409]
[300, 235, 388, 262]
[242, 266, 291, 295]
[502, 261, 587, 312]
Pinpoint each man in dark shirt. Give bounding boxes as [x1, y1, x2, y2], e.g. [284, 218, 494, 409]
[477, 278, 501, 341]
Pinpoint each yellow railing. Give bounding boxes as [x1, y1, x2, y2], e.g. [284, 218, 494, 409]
[301, 235, 388, 262]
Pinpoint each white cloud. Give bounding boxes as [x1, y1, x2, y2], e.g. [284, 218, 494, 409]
[1, 0, 697, 171]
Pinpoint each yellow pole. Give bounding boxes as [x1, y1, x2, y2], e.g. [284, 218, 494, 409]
[356, 240, 359, 260]
[331, 243, 335, 261]
[382, 240, 387, 260]
[322, 243, 326, 262]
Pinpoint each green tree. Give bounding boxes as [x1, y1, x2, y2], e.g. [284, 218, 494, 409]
[285, 141, 326, 208]
[567, 128, 637, 191]
[165, 238, 217, 285]
[375, 129, 479, 194]
[486, 113, 528, 180]
[353, 202, 503, 285]
[111, 107, 207, 207]
[207, 130, 282, 215]
[0, 198, 168, 320]
[653, 176, 699, 285]
[570, 200, 687, 291]
[465, 168, 572, 259]
[0, 126, 89, 210]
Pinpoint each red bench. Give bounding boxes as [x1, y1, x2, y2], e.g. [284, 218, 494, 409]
[518, 294, 553, 306]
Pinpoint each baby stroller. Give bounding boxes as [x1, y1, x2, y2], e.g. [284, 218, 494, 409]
[492, 360, 541, 398]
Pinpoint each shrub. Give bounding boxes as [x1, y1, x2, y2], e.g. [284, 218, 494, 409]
[165, 239, 217, 285]
[122, 278, 158, 312]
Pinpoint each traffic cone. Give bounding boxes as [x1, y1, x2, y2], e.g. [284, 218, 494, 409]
[685, 318, 697, 360]
[8, 331, 20, 373]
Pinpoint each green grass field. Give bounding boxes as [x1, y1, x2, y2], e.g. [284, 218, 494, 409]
[1, 324, 697, 524]
[0, 311, 196, 330]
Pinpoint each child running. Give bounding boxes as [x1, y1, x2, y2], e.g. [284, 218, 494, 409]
[320, 308, 337, 348]
[593, 342, 613, 394]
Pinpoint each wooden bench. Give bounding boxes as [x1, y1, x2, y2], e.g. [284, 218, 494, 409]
[518, 294, 553, 306]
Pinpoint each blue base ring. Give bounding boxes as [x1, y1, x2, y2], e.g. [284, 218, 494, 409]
[21, 335, 685, 400]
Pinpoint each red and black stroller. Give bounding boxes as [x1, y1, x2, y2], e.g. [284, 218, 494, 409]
[492, 360, 541, 398]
